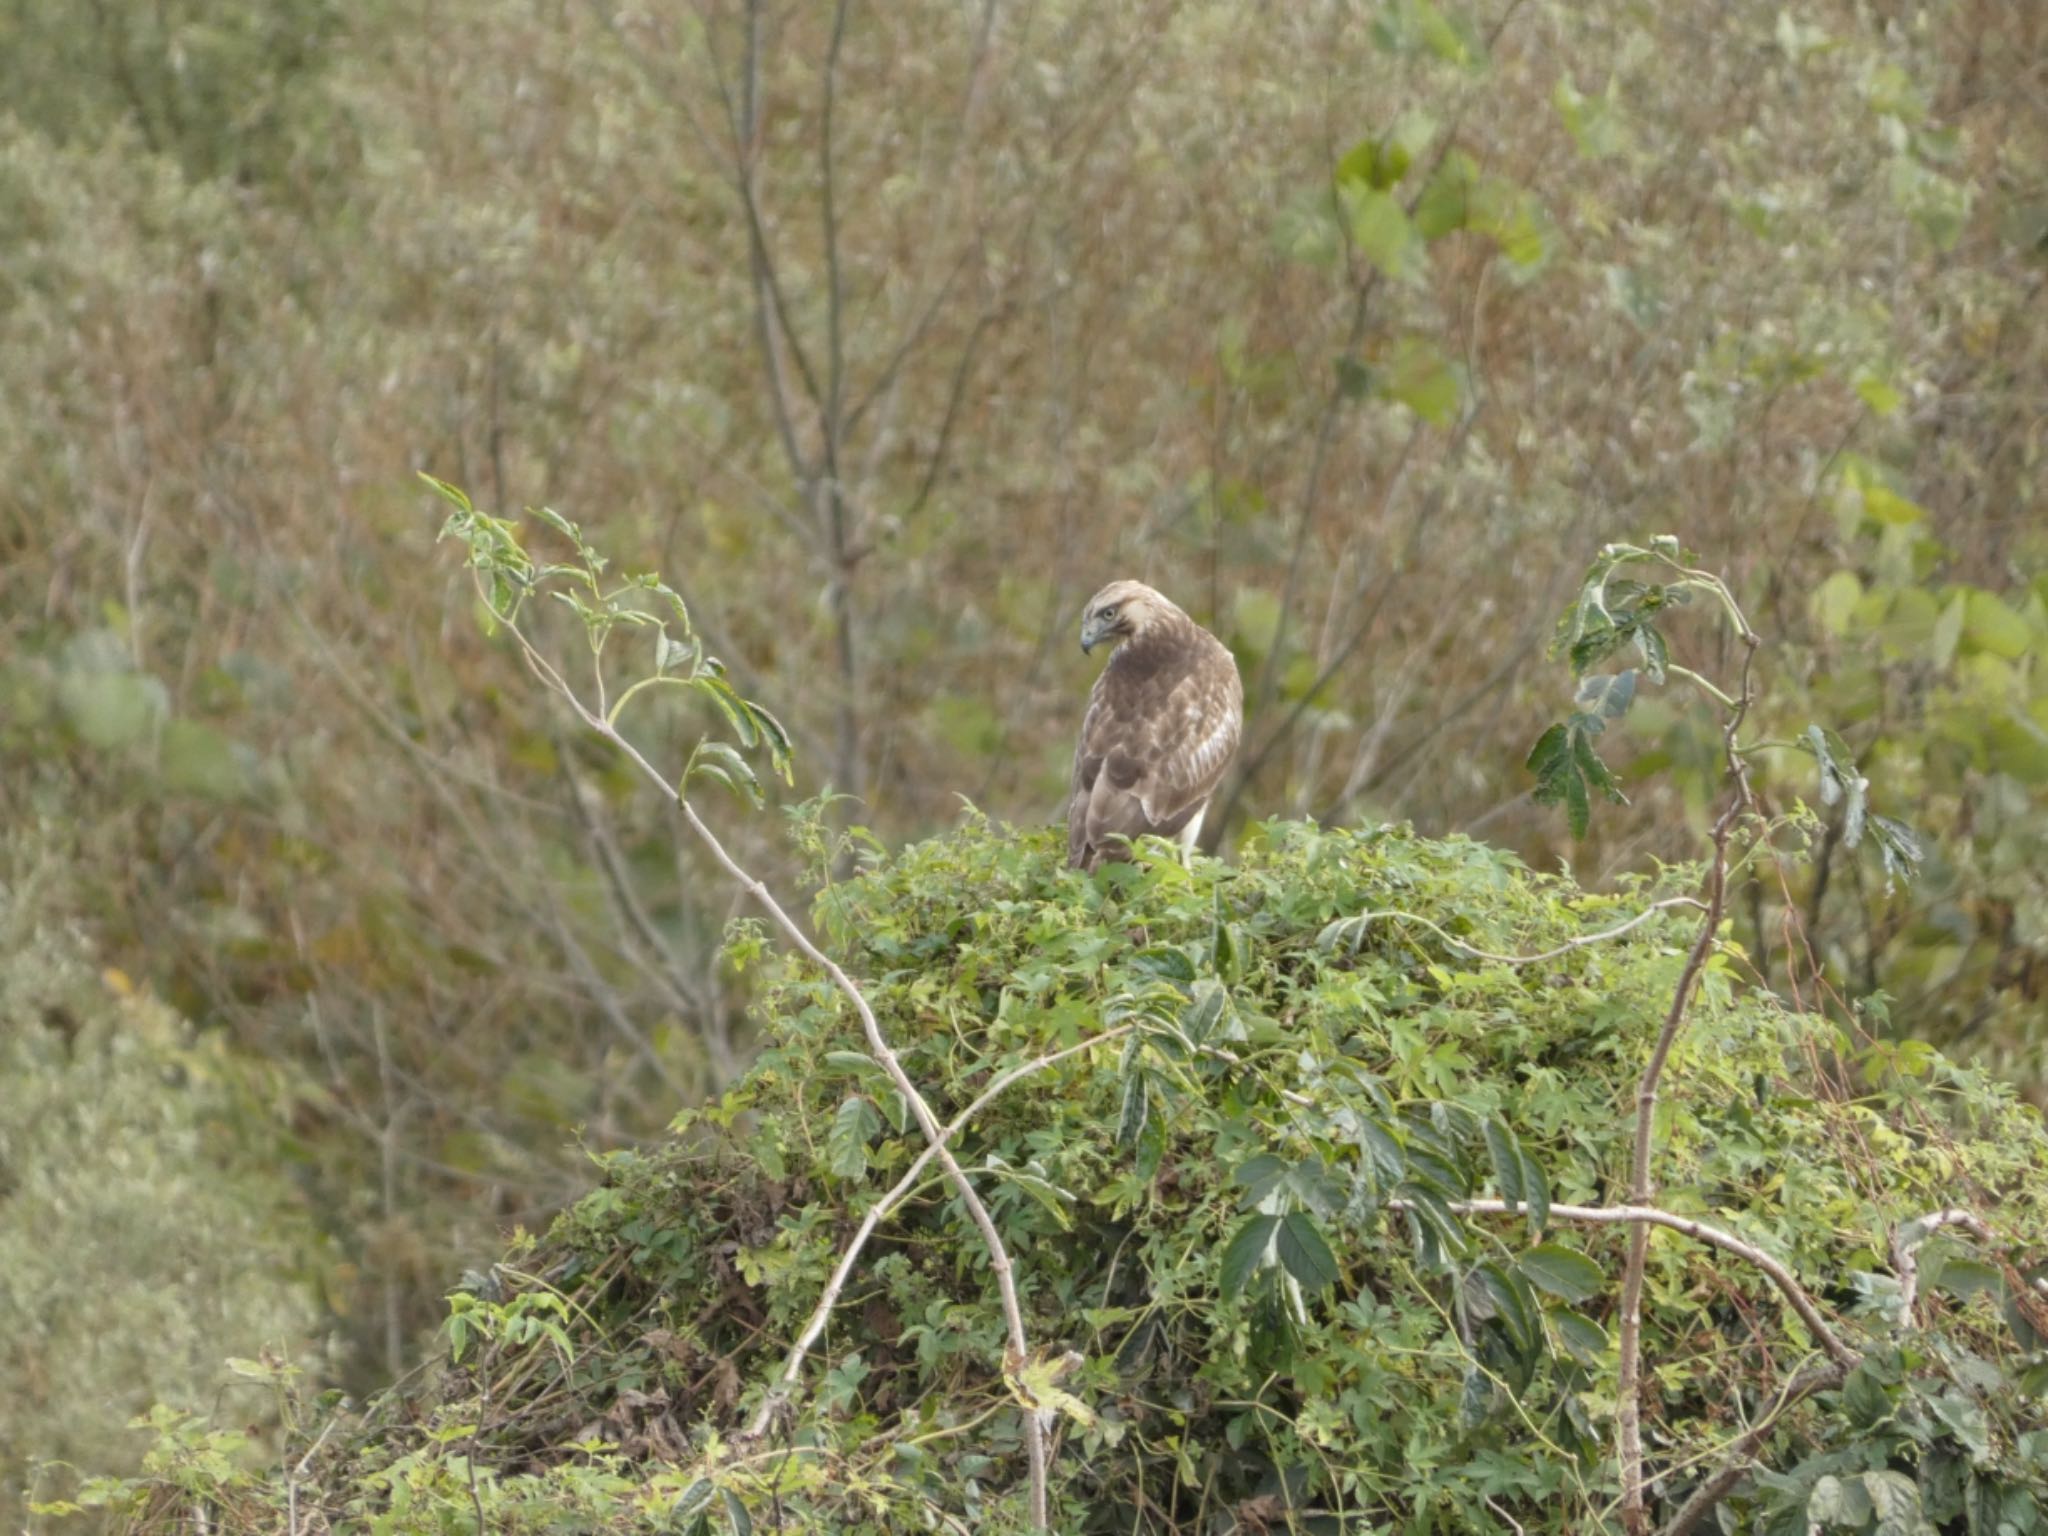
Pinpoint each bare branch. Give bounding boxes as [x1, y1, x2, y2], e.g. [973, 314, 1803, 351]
[750, 1025, 1134, 1435]
[493, 611, 1051, 1528]
[1618, 595, 1764, 1536]
[1325, 897, 1709, 968]
[1400, 1198, 1856, 1370]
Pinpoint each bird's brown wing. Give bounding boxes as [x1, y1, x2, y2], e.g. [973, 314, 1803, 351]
[1068, 641, 1242, 868]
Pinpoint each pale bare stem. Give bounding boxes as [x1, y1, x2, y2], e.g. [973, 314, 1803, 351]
[491, 604, 1051, 1528]
[1655, 1361, 1850, 1536]
[1401, 1200, 1855, 1369]
[1617, 611, 1764, 1536]
[749, 1026, 1134, 1434]
[1329, 897, 1709, 967]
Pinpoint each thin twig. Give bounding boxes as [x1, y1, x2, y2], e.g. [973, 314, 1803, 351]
[495, 613, 1053, 1529]
[1400, 1199, 1855, 1369]
[1655, 1361, 1849, 1536]
[1327, 897, 1707, 967]
[1617, 586, 1763, 1536]
[749, 1026, 1133, 1432]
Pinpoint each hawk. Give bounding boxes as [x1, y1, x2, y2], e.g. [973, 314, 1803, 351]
[1066, 580, 1244, 871]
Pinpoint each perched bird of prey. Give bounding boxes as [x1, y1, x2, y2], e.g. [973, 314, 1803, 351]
[1066, 580, 1244, 871]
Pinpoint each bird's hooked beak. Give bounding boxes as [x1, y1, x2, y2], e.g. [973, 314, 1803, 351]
[1079, 612, 1109, 654]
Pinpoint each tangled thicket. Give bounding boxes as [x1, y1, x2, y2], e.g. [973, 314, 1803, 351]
[53, 819, 2048, 1535]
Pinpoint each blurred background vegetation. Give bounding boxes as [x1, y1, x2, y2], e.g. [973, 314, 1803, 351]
[1, 0, 2043, 1519]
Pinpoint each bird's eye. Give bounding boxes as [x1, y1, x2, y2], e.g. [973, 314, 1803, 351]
[1101, 604, 1118, 620]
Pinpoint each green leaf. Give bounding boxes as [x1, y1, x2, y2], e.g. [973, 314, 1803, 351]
[721, 1489, 753, 1536]
[1517, 1147, 1551, 1236]
[1184, 981, 1227, 1044]
[1276, 1212, 1341, 1292]
[1377, 336, 1460, 424]
[743, 699, 795, 783]
[1358, 1118, 1408, 1184]
[1233, 1153, 1292, 1212]
[1517, 1243, 1604, 1304]
[1553, 1309, 1609, 1365]
[1220, 1214, 1281, 1297]
[985, 1155, 1075, 1231]
[1574, 669, 1637, 722]
[689, 741, 764, 808]
[694, 675, 759, 748]
[1116, 1072, 1151, 1151]
[1483, 1119, 1524, 1210]
[160, 720, 247, 800]
[672, 1479, 717, 1521]
[827, 1096, 883, 1181]
[57, 671, 169, 750]
[1346, 187, 1421, 279]
[1963, 590, 2033, 659]
[418, 472, 475, 513]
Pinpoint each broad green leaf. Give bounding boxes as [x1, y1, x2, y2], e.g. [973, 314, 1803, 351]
[1276, 1212, 1341, 1292]
[721, 1490, 753, 1536]
[1233, 1153, 1291, 1211]
[1574, 670, 1637, 722]
[1517, 1147, 1551, 1236]
[694, 675, 759, 747]
[1517, 1243, 1604, 1303]
[1346, 187, 1421, 279]
[1221, 1214, 1281, 1297]
[1553, 1309, 1609, 1365]
[1117, 1072, 1150, 1150]
[1964, 590, 2033, 659]
[827, 1096, 883, 1180]
[1811, 570, 1863, 636]
[1483, 1119, 1524, 1210]
[57, 671, 168, 750]
[689, 741, 763, 807]
[1377, 336, 1459, 423]
[161, 720, 247, 800]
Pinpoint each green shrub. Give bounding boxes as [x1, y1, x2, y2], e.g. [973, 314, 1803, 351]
[68, 817, 2048, 1534]
[0, 852, 323, 1530]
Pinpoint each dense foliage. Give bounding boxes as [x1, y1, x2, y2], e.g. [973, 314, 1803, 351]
[47, 820, 2048, 1534]
[2, 0, 2044, 1492]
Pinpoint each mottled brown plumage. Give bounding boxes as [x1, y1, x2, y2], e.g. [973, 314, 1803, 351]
[1066, 580, 1244, 871]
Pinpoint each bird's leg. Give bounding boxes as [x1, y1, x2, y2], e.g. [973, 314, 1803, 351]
[1176, 807, 1206, 869]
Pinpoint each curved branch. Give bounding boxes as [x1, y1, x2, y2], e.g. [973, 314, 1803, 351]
[1404, 1199, 1856, 1370]
[1326, 897, 1707, 967]
[750, 1026, 1134, 1435]
[497, 616, 1052, 1528]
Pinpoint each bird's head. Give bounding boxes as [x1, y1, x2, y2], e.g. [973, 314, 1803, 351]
[1080, 580, 1174, 654]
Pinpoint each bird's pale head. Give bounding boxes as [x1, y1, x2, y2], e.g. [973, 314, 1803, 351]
[1079, 580, 1178, 654]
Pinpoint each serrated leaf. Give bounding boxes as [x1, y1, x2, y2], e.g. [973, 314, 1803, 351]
[689, 741, 763, 808]
[1346, 187, 1421, 279]
[1276, 1212, 1341, 1292]
[986, 1155, 1075, 1231]
[1117, 1072, 1150, 1151]
[1518, 1243, 1604, 1303]
[694, 675, 759, 748]
[743, 699, 795, 783]
[1517, 1147, 1551, 1236]
[1184, 981, 1226, 1044]
[672, 1479, 716, 1520]
[1221, 1214, 1281, 1297]
[1574, 669, 1637, 722]
[1233, 1153, 1292, 1212]
[1553, 1309, 1609, 1365]
[827, 1096, 883, 1180]
[1483, 1120, 1524, 1210]
[1358, 1119, 1407, 1184]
